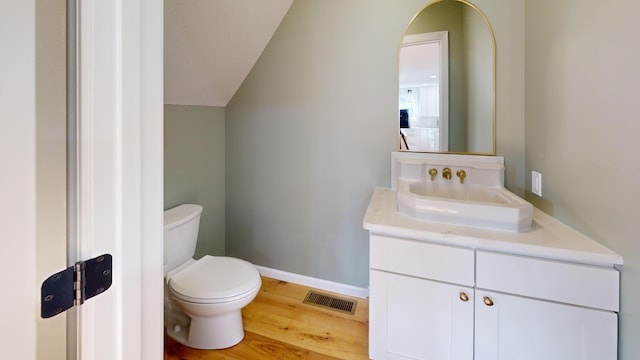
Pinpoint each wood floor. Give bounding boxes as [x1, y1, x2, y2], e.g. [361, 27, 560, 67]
[164, 277, 369, 359]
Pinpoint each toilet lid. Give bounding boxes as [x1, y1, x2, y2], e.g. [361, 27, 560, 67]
[169, 255, 260, 301]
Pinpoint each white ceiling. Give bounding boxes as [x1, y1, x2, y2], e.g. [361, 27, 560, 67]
[164, 0, 293, 107]
[399, 42, 439, 89]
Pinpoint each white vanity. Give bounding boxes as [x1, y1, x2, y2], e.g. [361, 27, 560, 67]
[363, 153, 622, 360]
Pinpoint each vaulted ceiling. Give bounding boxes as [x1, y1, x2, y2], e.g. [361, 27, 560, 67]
[164, 0, 294, 107]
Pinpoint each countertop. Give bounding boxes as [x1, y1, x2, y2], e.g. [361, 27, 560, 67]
[363, 187, 623, 267]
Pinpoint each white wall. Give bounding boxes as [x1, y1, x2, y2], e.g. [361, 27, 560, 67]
[525, 0, 640, 358]
[225, 0, 524, 287]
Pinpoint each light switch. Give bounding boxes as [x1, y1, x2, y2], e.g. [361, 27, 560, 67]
[532, 171, 542, 197]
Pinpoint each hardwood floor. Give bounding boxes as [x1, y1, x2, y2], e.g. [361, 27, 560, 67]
[164, 277, 369, 359]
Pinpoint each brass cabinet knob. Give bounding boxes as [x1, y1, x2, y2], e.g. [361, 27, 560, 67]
[483, 296, 494, 306]
[459, 292, 469, 302]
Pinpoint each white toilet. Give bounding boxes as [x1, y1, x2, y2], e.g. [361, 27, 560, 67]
[164, 204, 261, 350]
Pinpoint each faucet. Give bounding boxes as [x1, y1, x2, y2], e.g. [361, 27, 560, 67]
[428, 168, 438, 181]
[442, 167, 452, 180]
[456, 169, 467, 184]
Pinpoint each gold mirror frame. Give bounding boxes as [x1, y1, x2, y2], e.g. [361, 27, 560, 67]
[399, 0, 496, 155]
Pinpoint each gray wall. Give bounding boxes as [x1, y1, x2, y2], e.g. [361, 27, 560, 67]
[225, 0, 524, 288]
[464, 5, 494, 153]
[164, 105, 226, 258]
[525, 0, 640, 358]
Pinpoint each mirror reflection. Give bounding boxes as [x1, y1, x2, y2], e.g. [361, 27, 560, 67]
[399, 0, 495, 154]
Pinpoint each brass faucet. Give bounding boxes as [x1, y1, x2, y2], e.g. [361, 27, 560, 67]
[442, 167, 452, 180]
[456, 169, 467, 184]
[428, 168, 438, 181]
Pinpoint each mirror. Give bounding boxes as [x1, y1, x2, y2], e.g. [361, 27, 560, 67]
[399, 0, 495, 154]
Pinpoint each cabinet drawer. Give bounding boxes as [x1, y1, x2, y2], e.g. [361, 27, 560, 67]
[476, 250, 619, 311]
[370, 235, 474, 286]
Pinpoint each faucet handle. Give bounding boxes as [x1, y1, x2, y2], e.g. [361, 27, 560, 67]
[428, 168, 438, 181]
[456, 169, 467, 184]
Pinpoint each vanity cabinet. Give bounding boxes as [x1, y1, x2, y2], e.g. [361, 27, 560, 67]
[474, 250, 619, 360]
[474, 290, 617, 360]
[369, 235, 475, 359]
[369, 235, 620, 360]
[370, 270, 474, 359]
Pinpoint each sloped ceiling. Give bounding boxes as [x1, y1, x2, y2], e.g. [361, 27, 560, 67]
[164, 0, 293, 107]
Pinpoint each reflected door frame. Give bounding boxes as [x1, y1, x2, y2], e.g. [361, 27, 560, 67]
[400, 31, 449, 151]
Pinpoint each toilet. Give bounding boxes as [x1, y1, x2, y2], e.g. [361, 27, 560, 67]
[164, 204, 261, 350]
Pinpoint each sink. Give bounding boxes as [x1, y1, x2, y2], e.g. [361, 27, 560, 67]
[397, 179, 533, 232]
[407, 181, 516, 203]
[392, 152, 534, 232]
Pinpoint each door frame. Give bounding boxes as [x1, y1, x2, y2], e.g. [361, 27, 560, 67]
[68, 0, 164, 358]
[0, 1, 163, 359]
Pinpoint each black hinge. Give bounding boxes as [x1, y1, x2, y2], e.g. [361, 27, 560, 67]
[40, 254, 113, 318]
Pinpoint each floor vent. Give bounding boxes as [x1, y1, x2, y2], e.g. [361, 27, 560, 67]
[303, 291, 357, 315]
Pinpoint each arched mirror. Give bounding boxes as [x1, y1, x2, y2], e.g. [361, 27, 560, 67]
[399, 0, 496, 154]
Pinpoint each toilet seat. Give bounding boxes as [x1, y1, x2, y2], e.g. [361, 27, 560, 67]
[169, 255, 261, 304]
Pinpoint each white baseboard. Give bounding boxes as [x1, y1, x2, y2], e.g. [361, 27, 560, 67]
[255, 265, 369, 299]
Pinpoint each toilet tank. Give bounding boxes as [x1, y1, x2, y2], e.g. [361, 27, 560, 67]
[164, 204, 203, 272]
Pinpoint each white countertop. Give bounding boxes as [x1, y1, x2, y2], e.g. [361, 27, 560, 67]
[363, 188, 623, 267]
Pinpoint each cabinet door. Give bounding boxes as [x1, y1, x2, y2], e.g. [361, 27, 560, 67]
[475, 290, 618, 360]
[370, 270, 474, 360]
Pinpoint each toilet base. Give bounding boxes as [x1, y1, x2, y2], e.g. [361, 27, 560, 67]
[167, 309, 245, 350]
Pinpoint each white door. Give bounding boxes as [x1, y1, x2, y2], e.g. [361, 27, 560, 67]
[369, 270, 474, 360]
[0, 1, 164, 359]
[475, 290, 618, 360]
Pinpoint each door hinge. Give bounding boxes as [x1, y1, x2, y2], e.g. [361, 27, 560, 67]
[40, 254, 113, 318]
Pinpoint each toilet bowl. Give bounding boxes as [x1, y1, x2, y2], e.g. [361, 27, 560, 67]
[166, 255, 261, 349]
[164, 204, 261, 350]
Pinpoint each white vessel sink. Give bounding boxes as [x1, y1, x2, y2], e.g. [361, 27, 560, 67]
[397, 179, 533, 232]
[392, 152, 534, 232]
